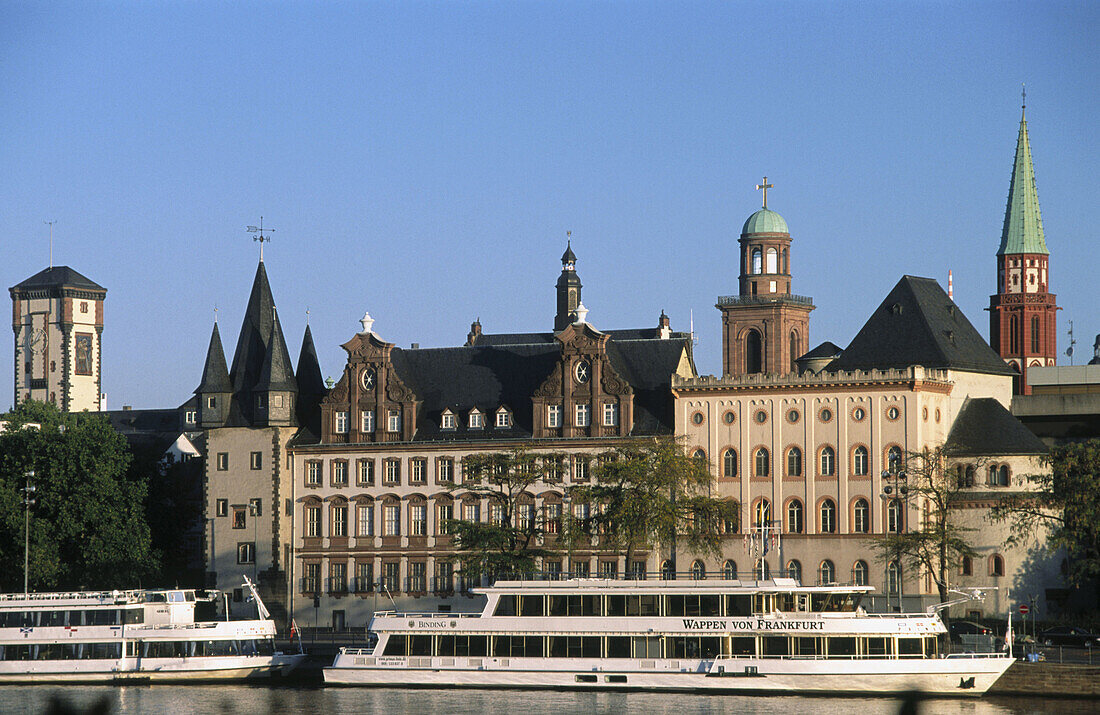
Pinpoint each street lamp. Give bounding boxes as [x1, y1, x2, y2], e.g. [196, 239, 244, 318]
[23, 470, 35, 598]
[881, 466, 908, 612]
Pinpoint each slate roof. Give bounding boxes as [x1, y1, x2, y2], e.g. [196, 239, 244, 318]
[11, 266, 106, 293]
[194, 323, 231, 394]
[799, 341, 843, 361]
[998, 110, 1048, 256]
[295, 325, 327, 436]
[471, 328, 692, 346]
[826, 276, 1014, 376]
[944, 397, 1047, 456]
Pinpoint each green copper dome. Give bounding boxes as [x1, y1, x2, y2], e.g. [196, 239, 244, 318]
[742, 208, 789, 235]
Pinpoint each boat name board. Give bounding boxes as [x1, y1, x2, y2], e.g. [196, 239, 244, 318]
[682, 618, 825, 631]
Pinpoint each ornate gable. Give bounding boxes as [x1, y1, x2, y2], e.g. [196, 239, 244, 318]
[531, 322, 633, 438]
[321, 332, 417, 443]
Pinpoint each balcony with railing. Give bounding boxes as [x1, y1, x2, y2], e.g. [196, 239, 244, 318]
[716, 294, 814, 308]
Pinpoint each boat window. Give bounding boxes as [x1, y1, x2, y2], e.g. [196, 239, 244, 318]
[494, 595, 517, 616]
[606, 595, 627, 616]
[830, 594, 859, 612]
[862, 637, 893, 657]
[570, 595, 601, 616]
[437, 635, 488, 657]
[168, 591, 185, 603]
[382, 636, 407, 656]
[729, 636, 755, 656]
[828, 637, 856, 657]
[39, 610, 65, 627]
[664, 594, 721, 617]
[149, 593, 167, 602]
[665, 636, 721, 659]
[548, 636, 600, 658]
[548, 595, 567, 617]
[761, 636, 790, 657]
[665, 595, 686, 616]
[794, 637, 823, 657]
[519, 595, 544, 617]
[632, 636, 661, 658]
[752, 594, 773, 615]
[66, 611, 84, 627]
[726, 595, 752, 617]
[626, 594, 660, 616]
[606, 636, 631, 658]
[185, 591, 196, 602]
[898, 638, 923, 657]
[409, 635, 432, 656]
[776, 593, 796, 612]
[697, 595, 721, 616]
[492, 635, 542, 657]
[89, 609, 120, 626]
[125, 609, 144, 624]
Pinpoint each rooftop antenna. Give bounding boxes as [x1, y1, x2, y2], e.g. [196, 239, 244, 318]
[690, 309, 698, 346]
[948, 269, 954, 300]
[247, 217, 274, 262]
[1022, 83, 1026, 118]
[44, 221, 56, 268]
[1066, 320, 1076, 365]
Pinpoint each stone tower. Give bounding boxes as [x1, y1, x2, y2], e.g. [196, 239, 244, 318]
[10, 266, 106, 411]
[554, 241, 583, 331]
[989, 100, 1057, 395]
[718, 183, 814, 376]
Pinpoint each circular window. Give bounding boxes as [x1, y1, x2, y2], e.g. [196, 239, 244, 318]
[361, 367, 376, 390]
[922, 407, 929, 421]
[787, 409, 800, 424]
[723, 411, 736, 425]
[934, 408, 941, 423]
[755, 410, 768, 424]
[886, 406, 900, 421]
[574, 359, 591, 384]
[691, 411, 705, 425]
[819, 408, 833, 423]
[852, 407, 866, 422]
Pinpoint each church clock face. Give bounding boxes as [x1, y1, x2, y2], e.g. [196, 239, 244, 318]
[361, 367, 376, 390]
[574, 359, 591, 385]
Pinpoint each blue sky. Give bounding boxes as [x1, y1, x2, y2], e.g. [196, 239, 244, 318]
[3, 1, 1097, 409]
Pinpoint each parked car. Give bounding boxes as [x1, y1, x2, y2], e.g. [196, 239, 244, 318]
[1038, 626, 1100, 648]
[949, 620, 993, 641]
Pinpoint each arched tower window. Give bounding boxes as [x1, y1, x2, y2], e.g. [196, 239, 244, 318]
[1009, 314, 1021, 353]
[751, 247, 763, 275]
[745, 329, 763, 374]
[786, 499, 804, 534]
[781, 248, 789, 274]
[722, 449, 737, 479]
[789, 330, 800, 369]
[1031, 315, 1041, 353]
[766, 247, 777, 273]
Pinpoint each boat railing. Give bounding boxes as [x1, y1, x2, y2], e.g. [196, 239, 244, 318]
[372, 611, 481, 619]
[0, 590, 146, 604]
[338, 647, 376, 656]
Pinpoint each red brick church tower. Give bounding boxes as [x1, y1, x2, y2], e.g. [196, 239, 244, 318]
[989, 95, 1057, 395]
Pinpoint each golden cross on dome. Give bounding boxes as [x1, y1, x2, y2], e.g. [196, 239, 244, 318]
[756, 177, 774, 209]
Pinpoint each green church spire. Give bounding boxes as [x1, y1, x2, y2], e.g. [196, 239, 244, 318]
[997, 92, 1048, 256]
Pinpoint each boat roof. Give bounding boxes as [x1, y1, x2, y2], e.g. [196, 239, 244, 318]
[481, 578, 876, 595]
[0, 588, 200, 608]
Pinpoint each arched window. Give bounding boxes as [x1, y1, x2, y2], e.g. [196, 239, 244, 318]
[722, 449, 737, 479]
[781, 248, 789, 274]
[766, 247, 778, 273]
[691, 560, 706, 580]
[1011, 362, 1021, 394]
[786, 499, 804, 534]
[754, 448, 770, 477]
[887, 499, 903, 533]
[960, 555, 972, 576]
[754, 499, 772, 527]
[852, 446, 869, 476]
[692, 449, 706, 464]
[723, 560, 738, 580]
[819, 446, 835, 476]
[990, 554, 1005, 577]
[661, 560, 675, 580]
[964, 465, 976, 487]
[1031, 315, 1041, 353]
[887, 446, 903, 473]
[853, 498, 870, 534]
[786, 447, 802, 477]
[787, 560, 802, 584]
[887, 561, 902, 595]
[852, 560, 868, 586]
[819, 560, 835, 585]
[987, 465, 998, 486]
[789, 330, 800, 369]
[1009, 314, 1020, 353]
[820, 499, 836, 533]
[754, 558, 770, 580]
[745, 329, 763, 374]
[998, 465, 1010, 487]
[751, 247, 763, 274]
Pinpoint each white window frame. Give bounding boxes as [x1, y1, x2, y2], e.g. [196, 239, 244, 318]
[410, 458, 426, 484]
[305, 505, 321, 537]
[547, 404, 562, 428]
[441, 411, 455, 430]
[410, 504, 427, 536]
[602, 402, 619, 426]
[495, 410, 510, 428]
[306, 461, 322, 486]
[463, 503, 480, 522]
[334, 411, 349, 434]
[361, 410, 375, 433]
[357, 504, 374, 537]
[387, 409, 401, 433]
[575, 403, 590, 427]
[383, 505, 400, 536]
[468, 410, 483, 429]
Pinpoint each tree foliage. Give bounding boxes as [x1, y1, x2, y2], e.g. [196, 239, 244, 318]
[566, 437, 740, 569]
[866, 446, 980, 605]
[0, 400, 159, 591]
[990, 439, 1100, 589]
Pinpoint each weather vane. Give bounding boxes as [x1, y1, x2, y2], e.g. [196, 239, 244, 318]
[247, 217, 275, 261]
[756, 177, 774, 209]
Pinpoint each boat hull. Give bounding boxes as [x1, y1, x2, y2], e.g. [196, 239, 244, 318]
[323, 655, 1012, 696]
[0, 653, 306, 684]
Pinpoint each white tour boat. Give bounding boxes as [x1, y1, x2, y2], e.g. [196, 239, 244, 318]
[0, 576, 305, 682]
[325, 577, 1013, 695]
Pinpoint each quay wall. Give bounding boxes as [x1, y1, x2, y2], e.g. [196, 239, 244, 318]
[989, 662, 1100, 698]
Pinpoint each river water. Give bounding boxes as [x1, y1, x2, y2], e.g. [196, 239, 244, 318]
[1, 687, 1095, 715]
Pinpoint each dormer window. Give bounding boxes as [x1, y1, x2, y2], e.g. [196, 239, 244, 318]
[361, 410, 375, 433]
[468, 410, 483, 429]
[441, 410, 456, 430]
[495, 408, 511, 428]
[387, 409, 401, 433]
[334, 411, 349, 434]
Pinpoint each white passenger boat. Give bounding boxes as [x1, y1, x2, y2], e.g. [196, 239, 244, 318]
[0, 576, 305, 682]
[324, 577, 1013, 695]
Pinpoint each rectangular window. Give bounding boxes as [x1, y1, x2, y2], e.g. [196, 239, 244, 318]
[410, 504, 427, 536]
[331, 504, 348, 537]
[469, 411, 483, 429]
[249, 497, 262, 517]
[546, 503, 562, 534]
[334, 411, 349, 434]
[409, 562, 427, 593]
[517, 503, 535, 532]
[184, 410, 197, 425]
[216, 453, 229, 471]
[361, 410, 375, 433]
[332, 460, 348, 486]
[602, 403, 619, 427]
[330, 562, 347, 594]
[272, 394, 283, 408]
[384, 459, 401, 485]
[232, 507, 246, 529]
[495, 411, 510, 428]
[356, 562, 374, 593]
[575, 404, 590, 427]
[438, 504, 453, 534]
[250, 452, 262, 470]
[356, 459, 374, 486]
[463, 503, 480, 522]
[441, 412, 455, 430]
[387, 409, 401, 432]
[304, 563, 320, 594]
[490, 503, 505, 527]
[306, 506, 321, 538]
[573, 457, 590, 482]
[435, 562, 454, 593]
[216, 499, 228, 517]
[547, 405, 562, 428]
[237, 542, 255, 564]
[382, 562, 400, 592]
[306, 460, 322, 486]
[410, 458, 426, 485]
[383, 505, 400, 536]
[437, 457, 454, 484]
[357, 504, 374, 537]
[207, 396, 217, 409]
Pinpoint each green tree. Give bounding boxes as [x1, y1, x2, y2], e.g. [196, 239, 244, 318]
[0, 400, 159, 591]
[565, 437, 740, 572]
[990, 439, 1100, 591]
[866, 446, 980, 608]
[445, 449, 557, 579]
